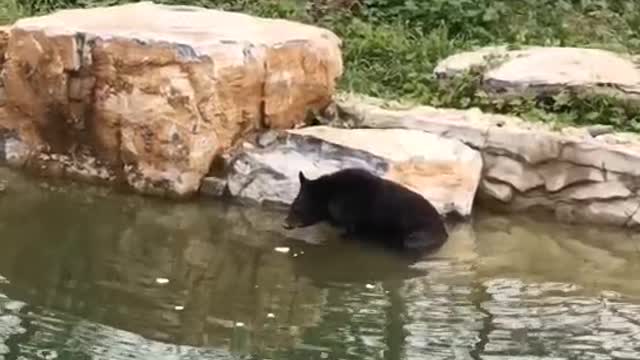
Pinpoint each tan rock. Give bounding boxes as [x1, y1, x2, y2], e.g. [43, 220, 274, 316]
[561, 139, 640, 176]
[573, 198, 640, 227]
[558, 181, 632, 201]
[536, 162, 605, 192]
[225, 126, 483, 217]
[433, 45, 520, 77]
[485, 124, 562, 164]
[330, 93, 492, 148]
[483, 154, 543, 192]
[480, 179, 513, 202]
[486, 47, 640, 96]
[0, 26, 8, 64]
[0, 84, 5, 108]
[2, 2, 343, 196]
[435, 46, 640, 100]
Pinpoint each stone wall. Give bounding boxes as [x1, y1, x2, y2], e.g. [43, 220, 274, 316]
[326, 94, 640, 228]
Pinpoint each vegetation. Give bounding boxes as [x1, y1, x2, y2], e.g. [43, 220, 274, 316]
[3, 0, 640, 131]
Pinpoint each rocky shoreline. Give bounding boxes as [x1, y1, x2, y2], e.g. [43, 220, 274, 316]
[2, 2, 640, 229]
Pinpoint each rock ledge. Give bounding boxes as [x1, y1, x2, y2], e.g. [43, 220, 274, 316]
[324, 93, 640, 228]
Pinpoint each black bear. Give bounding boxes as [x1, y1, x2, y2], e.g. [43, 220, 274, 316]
[283, 167, 449, 253]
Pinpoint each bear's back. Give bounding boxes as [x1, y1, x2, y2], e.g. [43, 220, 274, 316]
[321, 168, 444, 227]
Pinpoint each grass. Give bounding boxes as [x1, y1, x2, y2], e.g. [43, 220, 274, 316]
[3, 0, 640, 131]
[0, 0, 28, 25]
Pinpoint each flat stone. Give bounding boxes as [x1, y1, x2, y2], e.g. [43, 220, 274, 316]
[480, 179, 513, 202]
[558, 181, 632, 201]
[483, 154, 543, 192]
[536, 162, 605, 192]
[226, 126, 483, 217]
[560, 139, 640, 177]
[330, 93, 493, 149]
[2, 2, 342, 197]
[433, 45, 537, 78]
[435, 46, 640, 99]
[485, 123, 562, 164]
[0, 25, 8, 62]
[574, 198, 640, 227]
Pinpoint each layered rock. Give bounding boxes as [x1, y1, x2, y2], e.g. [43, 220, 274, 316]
[212, 125, 483, 218]
[324, 93, 640, 227]
[0, 2, 342, 197]
[434, 46, 640, 101]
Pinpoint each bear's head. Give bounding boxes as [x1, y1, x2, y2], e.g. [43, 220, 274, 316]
[283, 171, 326, 229]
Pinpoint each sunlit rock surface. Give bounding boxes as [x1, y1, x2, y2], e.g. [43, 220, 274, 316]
[435, 45, 640, 101]
[222, 125, 483, 217]
[325, 93, 640, 227]
[0, 2, 342, 197]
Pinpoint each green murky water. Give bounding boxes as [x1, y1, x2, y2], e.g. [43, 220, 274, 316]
[0, 167, 640, 360]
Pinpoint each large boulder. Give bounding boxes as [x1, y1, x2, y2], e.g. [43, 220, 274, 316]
[218, 125, 484, 218]
[1, 2, 342, 197]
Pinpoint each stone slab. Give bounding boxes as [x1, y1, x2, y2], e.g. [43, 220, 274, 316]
[224, 126, 484, 217]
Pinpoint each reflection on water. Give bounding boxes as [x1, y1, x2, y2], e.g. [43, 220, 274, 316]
[0, 167, 640, 359]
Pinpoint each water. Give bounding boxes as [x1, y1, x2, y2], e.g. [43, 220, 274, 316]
[0, 168, 640, 360]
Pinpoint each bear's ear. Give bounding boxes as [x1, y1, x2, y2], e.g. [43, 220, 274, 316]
[298, 171, 307, 184]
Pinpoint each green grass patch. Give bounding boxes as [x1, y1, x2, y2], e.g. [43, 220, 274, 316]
[0, 0, 28, 25]
[4, 0, 640, 132]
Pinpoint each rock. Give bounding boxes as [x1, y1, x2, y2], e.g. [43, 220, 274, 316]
[480, 179, 513, 203]
[0, 86, 5, 108]
[536, 162, 605, 192]
[329, 93, 493, 149]
[435, 46, 640, 100]
[200, 177, 227, 197]
[0, 26, 8, 63]
[560, 138, 640, 176]
[329, 93, 640, 228]
[433, 45, 531, 78]
[586, 125, 614, 137]
[568, 199, 640, 227]
[485, 121, 563, 164]
[483, 154, 543, 192]
[0, 26, 7, 108]
[226, 126, 483, 217]
[0, 128, 32, 167]
[558, 181, 632, 201]
[1, 2, 343, 197]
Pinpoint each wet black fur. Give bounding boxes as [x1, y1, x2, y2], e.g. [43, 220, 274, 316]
[284, 168, 449, 253]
